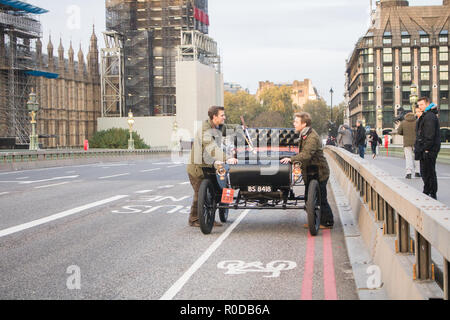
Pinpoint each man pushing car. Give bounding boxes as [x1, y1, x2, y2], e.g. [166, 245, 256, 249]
[280, 112, 334, 229]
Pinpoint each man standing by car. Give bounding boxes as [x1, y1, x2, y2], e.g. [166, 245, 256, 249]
[397, 111, 421, 179]
[187, 106, 239, 227]
[415, 97, 441, 200]
[280, 112, 334, 229]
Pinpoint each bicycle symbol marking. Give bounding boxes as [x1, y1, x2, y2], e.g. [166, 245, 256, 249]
[217, 260, 297, 278]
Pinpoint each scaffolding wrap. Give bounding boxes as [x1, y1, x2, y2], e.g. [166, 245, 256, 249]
[103, 0, 211, 117]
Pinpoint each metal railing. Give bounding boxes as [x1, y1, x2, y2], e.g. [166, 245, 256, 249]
[325, 146, 450, 300]
[0, 148, 171, 164]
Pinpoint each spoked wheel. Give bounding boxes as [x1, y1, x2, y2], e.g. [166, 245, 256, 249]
[198, 179, 216, 235]
[306, 179, 321, 236]
[219, 208, 229, 223]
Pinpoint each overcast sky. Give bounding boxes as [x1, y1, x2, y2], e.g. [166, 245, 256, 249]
[33, 0, 443, 105]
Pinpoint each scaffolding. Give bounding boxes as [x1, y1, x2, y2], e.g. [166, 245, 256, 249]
[177, 30, 220, 72]
[101, 31, 124, 117]
[0, 1, 46, 145]
[104, 0, 211, 117]
[123, 30, 153, 116]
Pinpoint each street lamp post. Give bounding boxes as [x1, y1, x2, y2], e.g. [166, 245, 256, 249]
[330, 87, 334, 122]
[410, 84, 419, 112]
[127, 111, 135, 150]
[27, 89, 39, 151]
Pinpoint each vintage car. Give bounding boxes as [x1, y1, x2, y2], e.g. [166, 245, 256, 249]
[197, 127, 322, 236]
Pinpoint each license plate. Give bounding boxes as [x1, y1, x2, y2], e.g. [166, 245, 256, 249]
[247, 186, 272, 193]
[221, 188, 235, 204]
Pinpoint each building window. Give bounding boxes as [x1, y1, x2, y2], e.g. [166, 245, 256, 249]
[366, 37, 373, 46]
[440, 65, 449, 81]
[420, 36, 429, 44]
[440, 30, 448, 43]
[383, 48, 392, 63]
[421, 65, 430, 81]
[402, 66, 411, 82]
[439, 46, 449, 61]
[402, 47, 411, 63]
[420, 47, 430, 62]
[401, 36, 410, 44]
[383, 37, 392, 45]
[421, 85, 430, 98]
[402, 87, 411, 101]
[383, 66, 393, 82]
[383, 87, 393, 101]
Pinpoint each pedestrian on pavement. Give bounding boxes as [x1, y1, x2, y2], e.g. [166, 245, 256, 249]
[398, 111, 421, 179]
[368, 129, 379, 159]
[415, 97, 441, 199]
[186, 106, 239, 227]
[280, 112, 334, 229]
[338, 124, 353, 153]
[355, 120, 366, 159]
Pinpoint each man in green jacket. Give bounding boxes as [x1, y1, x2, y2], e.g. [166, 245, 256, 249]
[397, 112, 421, 179]
[187, 106, 239, 227]
[280, 112, 334, 228]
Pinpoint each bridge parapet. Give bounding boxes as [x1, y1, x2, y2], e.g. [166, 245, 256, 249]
[326, 146, 449, 300]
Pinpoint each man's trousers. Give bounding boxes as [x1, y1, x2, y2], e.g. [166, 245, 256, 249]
[420, 153, 438, 198]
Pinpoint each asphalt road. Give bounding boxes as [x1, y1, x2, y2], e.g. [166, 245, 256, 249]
[0, 155, 358, 300]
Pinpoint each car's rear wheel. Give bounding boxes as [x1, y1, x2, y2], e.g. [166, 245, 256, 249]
[198, 179, 216, 235]
[306, 180, 321, 236]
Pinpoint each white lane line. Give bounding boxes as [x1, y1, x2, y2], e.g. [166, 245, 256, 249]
[135, 190, 153, 194]
[0, 192, 9, 196]
[160, 209, 250, 300]
[178, 182, 190, 185]
[98, 173, 130, 180]
[167, 165, 183, 168]
[0, 195, 129, 238]
[158, 185, 174, 189]
[34, 181, 71, 189]
[20, 175, 79, 185]
[16, 177, 29, 180]
[140, 168, 161, 173]
[66, 171, 76, 174]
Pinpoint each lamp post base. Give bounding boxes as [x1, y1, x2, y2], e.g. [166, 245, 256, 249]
[29, 134, 39, 151]
[128, 139, 135, 150]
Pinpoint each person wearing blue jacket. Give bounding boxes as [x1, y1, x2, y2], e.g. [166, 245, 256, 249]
[415, 97, 441, 200]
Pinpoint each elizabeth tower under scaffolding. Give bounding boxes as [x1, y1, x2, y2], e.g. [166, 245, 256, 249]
[104, 0, 210, 117]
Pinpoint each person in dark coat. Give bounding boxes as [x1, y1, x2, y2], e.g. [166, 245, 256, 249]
[415, 97, 441, 199]
[368, 129, 379, 159]
[355, 120, 366, 159]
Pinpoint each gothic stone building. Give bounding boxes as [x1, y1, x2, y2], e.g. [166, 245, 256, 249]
[35, 30, 101, 148]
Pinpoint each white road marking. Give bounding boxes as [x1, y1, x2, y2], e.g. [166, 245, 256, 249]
[20, 175, 79, 184]
[0, 192, 9, 196]
[217, 260, 297, 278]
[158, 185, 174, 189]
[140, 168, 161, 173]
[15, 177, 29, 180]
[98, 173, 130, 180]
[167, 165, 183, 168]
[34, 181, 71, 189]
[178, 182, 190, 185]
[135, 190, 154, 194]
[0, 195, 129, 238]
[66, 171, 76, 174]
[160, 209, 250, 300]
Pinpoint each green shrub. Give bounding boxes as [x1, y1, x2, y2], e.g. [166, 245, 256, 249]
[89, 128, 150, 149]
